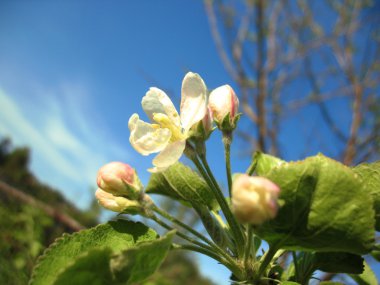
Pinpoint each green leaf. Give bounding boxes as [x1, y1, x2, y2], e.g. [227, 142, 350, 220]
[371, 244, 380, 261]
[349, 261, 378, 285]
[145, 162, 217, 210]
[314, 252, 364, 274]
[256, 154, 375, 254]
[281, 282, 301, 285]
[53, 248, 114, 285]
[111, 230, 175, 283]
[254, 151, 285, 176]
[30, 220, 158, 285]
[352, 161, 380, 230]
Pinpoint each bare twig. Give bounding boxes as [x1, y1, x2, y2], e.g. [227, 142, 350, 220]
[204, 0, 238, 82]
[255, 0, 268, 152]
[0, 180, 85, 231]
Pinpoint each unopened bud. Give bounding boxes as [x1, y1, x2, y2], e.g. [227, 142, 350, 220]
[189, 107, 213, 141]
[97, 162, 143, 199]
[232, 174, 280, 225]
[95, 188, 143, 214]
[208, 85, 239, 131]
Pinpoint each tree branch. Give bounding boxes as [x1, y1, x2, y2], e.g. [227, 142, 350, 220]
[0, 180, 85, 231]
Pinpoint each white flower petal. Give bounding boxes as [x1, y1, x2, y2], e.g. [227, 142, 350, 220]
[142, 87, 181, 127]
[128, 114, 171, 155]
[148, 140, 186, 173]
[180, 72, 207, 132]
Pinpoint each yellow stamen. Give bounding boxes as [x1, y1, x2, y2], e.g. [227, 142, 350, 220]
[153, 113, 186, 142]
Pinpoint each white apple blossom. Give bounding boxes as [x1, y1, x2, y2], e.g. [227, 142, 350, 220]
[128, 72, 207, 172]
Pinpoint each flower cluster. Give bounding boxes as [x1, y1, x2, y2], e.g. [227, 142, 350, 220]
[96, 71, 279, 231]
[128, 72, 239, 172]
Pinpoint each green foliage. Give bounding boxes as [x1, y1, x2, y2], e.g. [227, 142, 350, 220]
[371, 244, 380, 261]
[0, 204, 50, 285]
[352, 161, 380, 230]
[253, 151, 285, 176]
[53, 248, 114, 285]
[349, 261, 377, 285]
[313, 252, 364, 274]
[0, 138, 98, 228]
[255, 154, 375, 254]
[1, 139, 213, 285]
[138, 251, 216, 285]
[111, 231, 175, 283]
[53, 231, 175, 285]
[146, 162, 217, 210]
[30, 219, 158, 285]
[0, 139, 99, 284]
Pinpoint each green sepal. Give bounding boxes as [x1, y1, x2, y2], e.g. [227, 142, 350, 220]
[215, 112, 241, 132]
[122, 179, 143, 201]
[188, 117, 213, 142]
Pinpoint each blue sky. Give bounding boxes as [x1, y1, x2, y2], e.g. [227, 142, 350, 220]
[0, 1, 378, 284]
[0, 1, 238, 283]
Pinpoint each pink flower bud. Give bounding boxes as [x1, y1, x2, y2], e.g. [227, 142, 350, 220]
[189, 107, 213, 140]
[232, 174, 280, 225]
[208, 85, 239, 130]
[97, 162, 142, 199]
[95, 188, 143, 213]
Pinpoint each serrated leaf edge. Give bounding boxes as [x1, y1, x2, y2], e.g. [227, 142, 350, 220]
[29, 220, 150, 285]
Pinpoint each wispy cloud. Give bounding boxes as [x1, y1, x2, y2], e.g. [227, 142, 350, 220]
[0, 84, 130, 208]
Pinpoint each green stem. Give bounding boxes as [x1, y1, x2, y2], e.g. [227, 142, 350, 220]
[292, 251, 299, 282]
[246, 159, 257, 176]
[153, 209, 241, 275]
[150, 214, 212, 251]
[152, 205, 214, 246]
[196, 154, 245, 258]
[222, 131, 233, 198]
[256, 245, 278, 281]
[152, 205, 239, 267]
[172, 243, 222, 262]
[244, 226, 254, 270]
[172, 243, 244, 280]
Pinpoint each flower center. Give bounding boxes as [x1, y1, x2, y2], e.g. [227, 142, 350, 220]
[153, 113, 187, 142]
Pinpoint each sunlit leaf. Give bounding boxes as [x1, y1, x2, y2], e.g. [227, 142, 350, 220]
[146, 162, 217, 210]
[30, 220, 157, 285]
[352, 161, 380, 230]
[111, 231, 175, 283]
[256, 154, 375, 254]
[254, 151, 285, 176]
